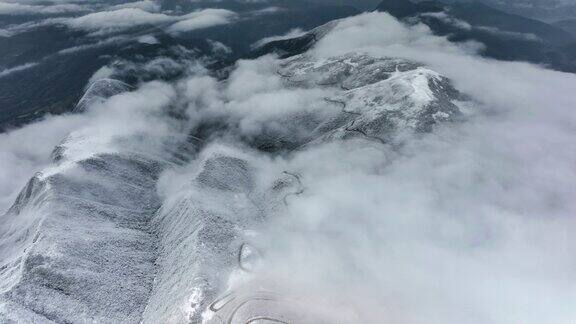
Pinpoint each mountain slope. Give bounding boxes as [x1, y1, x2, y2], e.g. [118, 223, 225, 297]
[376, 0, 576, 72]
[0, 45, 468, 323]
[0, 154, 164, 323]
[0, 1, 360, 131]
[472, 0, 576, 22]
[553, 18, 576, 36]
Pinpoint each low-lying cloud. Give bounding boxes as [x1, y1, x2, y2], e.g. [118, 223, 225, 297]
[108, 0, 160, 13]
[248, 12, 576, 323]
[0, 1, 88, 15]
[167, 9, 237, 34]
[162, 11, 576, 323]
[419, 12, 542, 42]
[0, 4, 236, 37]
[65, 7, 236, 35]
[64, 8, 173, 34]
[0, 62, 38, 78]
[251, 27, 305, 49]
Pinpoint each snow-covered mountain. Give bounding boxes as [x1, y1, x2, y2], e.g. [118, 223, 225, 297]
[0, 46, 468, 323]
[1, 2, 576, 324]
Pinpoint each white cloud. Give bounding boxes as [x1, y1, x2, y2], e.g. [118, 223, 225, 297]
[237, 12, 576, 323]
[149, 11, 576, 323]
[0, 114, 85, 213]
[207, 39, 231, 54]
[57, 35, 130, 54]
[249, 6, 285, 15]
[0, 62, 38, 78]
[419, 12, 542, 42]
[477, 25, 542, 41]
[0, 1, 88, 15]
[137, 34, 159, 44]
[167, 9, 236, 34]
[0, 3, 236, 37]
[109, 0, 160, 12]
[419, 11, 473, 30]
[252, 28, 305, 49]
[0, 20, 52, 37]
[64, 8, 173, 34]
[57, 7, 237, 35]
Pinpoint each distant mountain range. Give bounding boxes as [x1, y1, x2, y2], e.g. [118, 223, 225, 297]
[553, 18, 576, 36]
[469, 0, 576, 22]
[0, 0, 359, 130]
[375, 0, 576, 72]
[2, 0, 576, 131]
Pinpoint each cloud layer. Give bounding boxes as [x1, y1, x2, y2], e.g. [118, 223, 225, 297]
[0, 1, 87, 15]
[250, 13, 576, 323]
[0, 2, 237, 37]
[64, 8, 172, 34]
[167, 9, 237, 34]
[64, 7, 236, 35]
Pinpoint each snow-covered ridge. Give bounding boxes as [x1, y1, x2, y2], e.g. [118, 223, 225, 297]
[75, 79, 133, 113]
[0, 81, 187, 323]
[276, 53, 464, 146]
[0, 153, 164, 323]
[0, 49, 468, 322]
[251, 20, 339, 58]
[141, 53, 467, 322]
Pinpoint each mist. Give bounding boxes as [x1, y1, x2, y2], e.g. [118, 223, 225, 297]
[163, 12, 576, 323]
